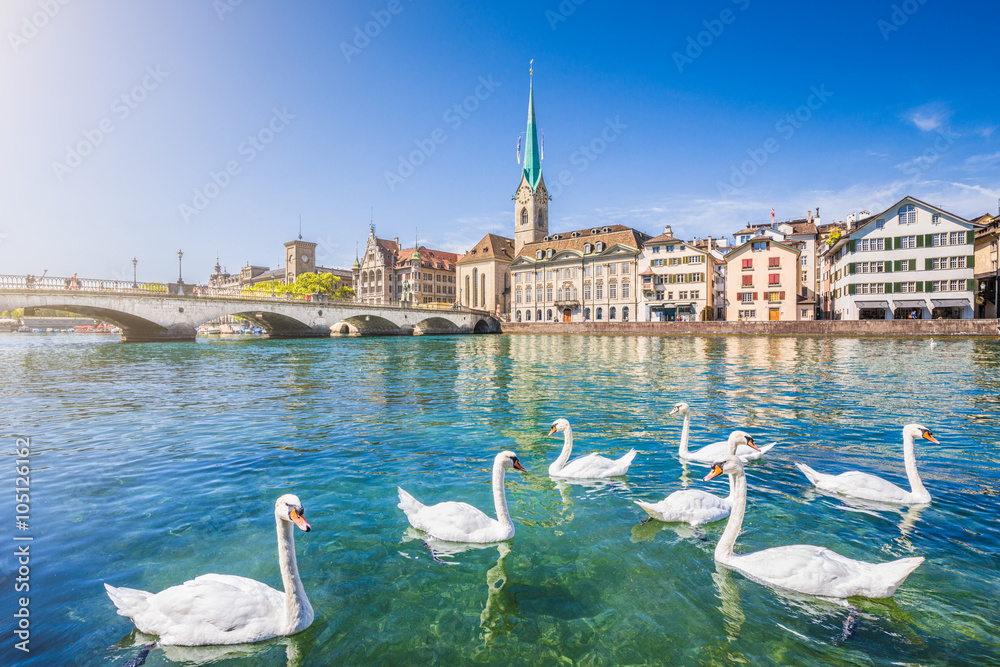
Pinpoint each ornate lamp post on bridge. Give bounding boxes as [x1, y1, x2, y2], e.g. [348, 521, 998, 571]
[177, 250, 184, 284]
[132, 257, 137, 288]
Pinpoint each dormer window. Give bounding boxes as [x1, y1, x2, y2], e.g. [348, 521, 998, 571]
[546, 249, 554, 259]
[536, 250, 543, 260]
[898, 205, 916, 225]
[591, 229, 598, 234]
[596, 242, 604, 252]
[584, 243, 592, 254]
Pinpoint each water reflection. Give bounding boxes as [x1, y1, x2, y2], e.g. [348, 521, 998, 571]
[115, 629, 308, 666]
[801, 488, 927, 545]
[480, 542, 518, 644]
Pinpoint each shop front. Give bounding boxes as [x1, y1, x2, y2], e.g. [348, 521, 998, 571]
[855, 300, 889, 320]
[930, 298, 970, 320]
[892, 298, 926, 320]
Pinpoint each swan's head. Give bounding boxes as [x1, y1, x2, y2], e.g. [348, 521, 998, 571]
[904, 424, 939, 444]
[728, 430, 759, 452]
[548, 418, 571, 436]
[275, 494, 311, 532]
[497, 450, 528, 473]
[704, 455, 744, 482]
[669, 402, 689, 416]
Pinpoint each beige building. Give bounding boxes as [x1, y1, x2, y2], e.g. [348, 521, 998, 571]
[456, 233, 514, 314]
[725, 238, 802, 321]
[208, 236, 353, 291]
[636, 226, 717, 321]
[511, 225, 649, 323]
[354, 227, 457, 305]
[973, 213, 998, 319]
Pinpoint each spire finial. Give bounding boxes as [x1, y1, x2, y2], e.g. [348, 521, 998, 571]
[298, 213, 302, 240]
[530, 58, 534, 77]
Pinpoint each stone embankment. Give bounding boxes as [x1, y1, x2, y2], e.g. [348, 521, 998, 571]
[501, 320, 1000, 336]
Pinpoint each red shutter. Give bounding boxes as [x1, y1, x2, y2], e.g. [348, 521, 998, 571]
[779, 291, 785, 300]
[753, 292, 758, 301]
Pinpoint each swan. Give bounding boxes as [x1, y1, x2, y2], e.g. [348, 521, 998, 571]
[105, 494, 314, 646]
[547, 418, 637, 478]
[634, 431, 759, 525]
[795, 424, 937, 504]
[397, 451, 527, 543]
[671, 402, 775, 462]
[705, 455, 924, 598]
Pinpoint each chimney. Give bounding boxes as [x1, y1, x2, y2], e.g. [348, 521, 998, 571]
[807, 210, 812, 224]
[394, 236, 399, 248]
[664, 225, 673, 237]
[707, 235, 713, 250]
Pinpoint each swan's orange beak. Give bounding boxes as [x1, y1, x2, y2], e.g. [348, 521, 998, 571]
[669, 406, 680, 415]
[547, 425, 557, 436]
[512, 457, 527, 472]
[746, 436, 760, 451]
[703, 463, 724, 482]
[923, 430, 940, 444]
[289, 508, 311, 532]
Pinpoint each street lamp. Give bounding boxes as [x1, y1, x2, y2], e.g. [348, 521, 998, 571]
[177, 250, 183, 284]
[132, 257, 137, 288]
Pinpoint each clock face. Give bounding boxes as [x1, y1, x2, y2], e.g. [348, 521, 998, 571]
[516, 186, 530, 204]
[301, 255, 309, 263]
[536, 186, 548, 204]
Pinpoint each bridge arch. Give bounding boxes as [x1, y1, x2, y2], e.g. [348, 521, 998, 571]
[335, 314, 406, 336]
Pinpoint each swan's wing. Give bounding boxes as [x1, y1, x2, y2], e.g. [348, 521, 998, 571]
[811, 470, 910, 502]
[407, 500, 505, 543]
[731, 545, 919, 598]
[126, 575, 284, 645]
[636, 489, 730, 525]
[686, 441, 727, 462]
[558, 452, 632, 478]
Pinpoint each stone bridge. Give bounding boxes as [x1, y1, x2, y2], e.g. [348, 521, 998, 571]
[0, 278, 500, 342]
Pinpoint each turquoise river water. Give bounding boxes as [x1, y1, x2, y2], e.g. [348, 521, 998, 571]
[1, 333, 999, 666]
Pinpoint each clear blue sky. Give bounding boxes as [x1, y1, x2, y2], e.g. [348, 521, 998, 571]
[1, 0, 997, 283]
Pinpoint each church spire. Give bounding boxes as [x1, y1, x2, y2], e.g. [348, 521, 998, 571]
[522, 60, 542, 191]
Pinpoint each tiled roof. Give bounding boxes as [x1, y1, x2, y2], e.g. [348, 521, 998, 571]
[376, 238, 400, 255]
[644, 233, 684, 244]
[516, 224, 650, 258]
[457, 233, 515, 264]
[395, 246, 459, 271]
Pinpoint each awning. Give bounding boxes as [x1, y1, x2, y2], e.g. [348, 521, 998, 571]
[855, 300, 889, 308]
[931, 299, 970, 307]
[893, 299, 926, 307]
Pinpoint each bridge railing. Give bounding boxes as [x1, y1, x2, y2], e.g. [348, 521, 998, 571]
[0, 274, 496, 315]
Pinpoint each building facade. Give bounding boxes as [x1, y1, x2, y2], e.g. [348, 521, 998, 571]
[636, 227, 717, 321]
[353, 227, 457, 305]
[826, 197, 982, 320]
[973, 213, 999, 319]
[456, 233, 514, 314]
[725, 238, 802, 321]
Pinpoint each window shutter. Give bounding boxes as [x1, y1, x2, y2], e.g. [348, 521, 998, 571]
[779, 291, 785, 300]
[967, 230, 975, 244]
[925, 233, 933, 247]
[885, 261, 892, 273]
[916, 235, 924, 248]
[849, 262, 856, 274]
[885, 283, 893, 293]
[925, 258, 933, 271]
[894, 237, 901, 250]
[909, 259, 917, 271]
[968, 278, 976, 291]
[915, 281, 923, 292]
[893, 260, 902, 272]
[893, 282, 901, 293]
[753, 292, 758, 301]
[849, 240, 856, 253]
[968, 255, 975, 269]
[848, 284, 856, 295]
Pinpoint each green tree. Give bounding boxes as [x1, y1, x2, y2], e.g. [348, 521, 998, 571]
[246, 273, 355, 298]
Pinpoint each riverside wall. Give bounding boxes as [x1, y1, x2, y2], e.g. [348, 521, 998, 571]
[500, 319, 1000, 337]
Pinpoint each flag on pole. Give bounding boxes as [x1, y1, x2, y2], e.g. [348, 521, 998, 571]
[771, 207, 775, 222]
[517, 136, 521, 165]
[540, 131, 544, 160]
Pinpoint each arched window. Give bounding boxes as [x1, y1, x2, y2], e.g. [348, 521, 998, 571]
[546, 249, 553, 259]
[596, 242, 604, 252]
[622, 306, 629, 321]
[465, 276, 470, 305]
[584, 243, 592, 254]
[584, 307, 591, 320]
[536, 250, 543, 260]
[596, 307, 603, 320]
[546, 309, 553, 321]
[472, 268, 479, 307]
[610, 307, 617, 320]
[536, 309, 542, 321]
[516, 310, 522, 322]
[481, 275, 487, 308]
[898, 204, 916, 225]
[521, 208, 528, 226]
[376, 270, 382, 282]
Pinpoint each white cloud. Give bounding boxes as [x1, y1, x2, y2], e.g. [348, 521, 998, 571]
[964, 151, 1000, 166]
[976, 126, 997, 139]
[905, 103, 951, 132]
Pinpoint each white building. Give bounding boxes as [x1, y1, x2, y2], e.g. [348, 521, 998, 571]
[827, 197, 983, 320]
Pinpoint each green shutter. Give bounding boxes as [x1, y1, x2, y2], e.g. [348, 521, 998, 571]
[926, 257, 933, 271]
[917, 235, 924, 248]
[893, 260, 902, 272]
[894, 236, 901, 250]
[925, 234, 933, 247]
[968, 255, 975, 269]
[915, 281, 923, 292]
[884, 261, 892, 273]
[893, 282, 901, 293]
[885, 282, 893, 293]
[967, 230, 975, 244]
[910, 259, 917, 271]
[849, 262, 856, 275]
[848, 284, 856, 295]
[968, 279, 976, 291]
[848, 240, 856, 253]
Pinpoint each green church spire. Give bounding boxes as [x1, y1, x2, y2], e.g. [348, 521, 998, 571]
[522, 61, 542, 191]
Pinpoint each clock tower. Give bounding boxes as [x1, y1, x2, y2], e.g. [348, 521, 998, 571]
[284, 238, 317, 283]
[514, 65, 548, 255]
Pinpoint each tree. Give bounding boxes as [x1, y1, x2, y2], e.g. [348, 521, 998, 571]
[246, 273, 355, 298]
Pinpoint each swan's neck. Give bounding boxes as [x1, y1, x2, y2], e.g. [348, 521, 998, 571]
[902, 432, 930, 501]
[550, 427, 574, 474]
[492, 458, 514, 533]
[277, 518, 313, 633]
[715, 471, 746, 563]
[724, 471, 735, 500]
[678, 411, 690, 456]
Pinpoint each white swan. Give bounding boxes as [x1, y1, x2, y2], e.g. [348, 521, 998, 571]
[795, 424, 937, 505]
[705, 455, 924, 598]
[105, 494, 314, 646]
[671, 402, 775, 462]
[547, 418, 637, 478]
[634, 431, 758, 525]
[397, 451, 527, 543]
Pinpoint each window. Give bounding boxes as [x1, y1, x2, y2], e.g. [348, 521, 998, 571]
[768, 291, 781, 302]
[858, 238, 886, 251]
[583, 284, 591, 299]
[752, 242, 768, 252]
[679, 291, 688, 300]
[688, 255, 704, 264]
[740, 292, 754, 303]
[858, 261, 885, 273]
[609, 263, 617, 275]
[932, 214, 941, 225]
[610, 307, 617, 320]
[525, 310, 530, 321]
[584, 307, 591, 319]
[572, 288, 578, 300]
[546, 309, 553, 321]
[596, 284, 603, 299]
[742, 275, 753, 286]
[932, 256, 967, 270]
[856, 283, 885, 294]
[900, 235, 917, 249]
[609, 283, 617, 299]
[596, 242, 604, 252]
[898, 205, 916, 225]
[738, 309, 756, 319]
[768, 273, 780, 286]
[546, 249, 554, 259]
[596, 307, 603, 320]
[521, 208, 528, 226]
[556, 289, 563, 301]
[584, 244, 592, 254]
[670, 257, 680, 266]
[950, 231, 964, 245]
[621, 262, 631, 272]
[876, 219, 885, 229]
[596, 266, 603, 277]
[652, 246, 660, 253]
[666, 245, 675, 252]
[769, 257, 780, 268]
[546, 287, 553, 301]
[622, 283, 629, 298]
[525, 288, 532, 303]
[573, 268, 578, 278]
[546, 270, 553, 280]
[742, 258, 753, 269]
[536, 250, 543, 260]
[623, 306, 629, 320]
[690, 290, 699, 299]
[899, 282, 916, 293]
[653, 259, 664, 266]
[516, 310, 522, 322]
[584, 266, 592, 277]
